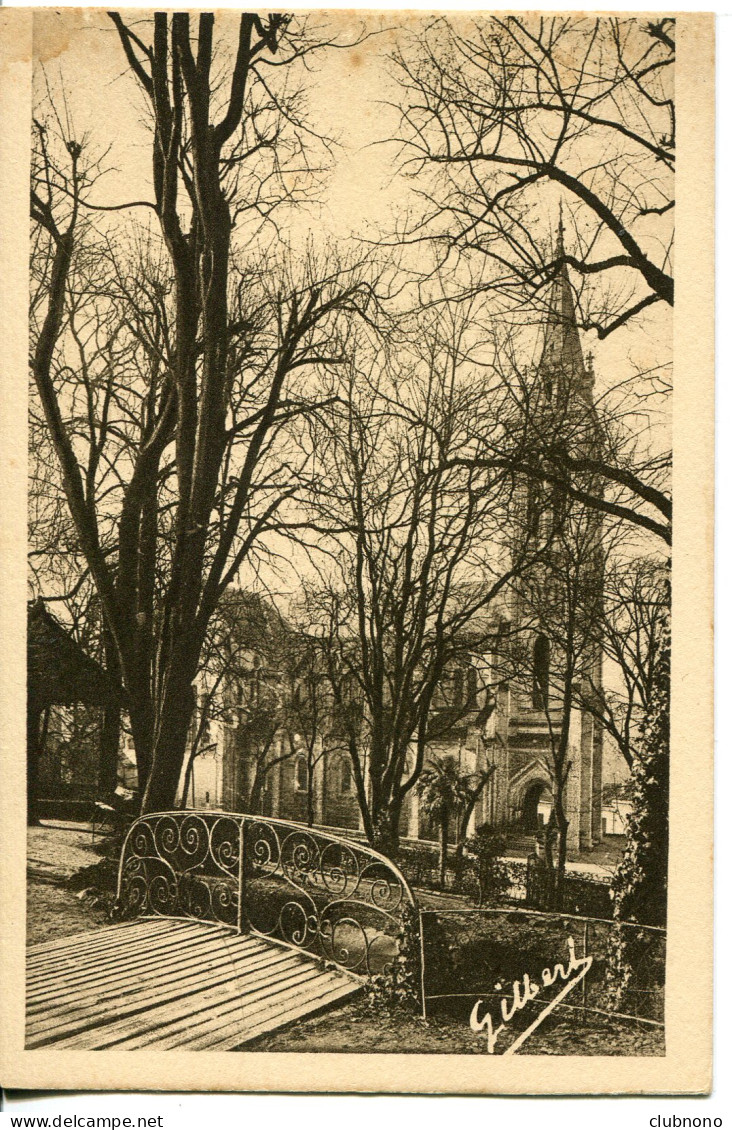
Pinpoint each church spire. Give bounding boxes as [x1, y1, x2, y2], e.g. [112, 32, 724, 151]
[538, 211, 593, 402]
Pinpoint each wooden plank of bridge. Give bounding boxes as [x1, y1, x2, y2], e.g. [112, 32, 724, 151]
[26, 919, 359, 1051]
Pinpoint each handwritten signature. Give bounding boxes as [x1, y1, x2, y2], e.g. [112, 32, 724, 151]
[469, 936, 593, 1054]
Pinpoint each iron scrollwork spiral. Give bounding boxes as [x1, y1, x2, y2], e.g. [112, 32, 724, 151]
[115, 810, 417, 979]
[241, 817, 416, 976]
[115, 812, 241, 928]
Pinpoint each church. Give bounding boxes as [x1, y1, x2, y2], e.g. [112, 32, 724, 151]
[185, 228, 606, 857]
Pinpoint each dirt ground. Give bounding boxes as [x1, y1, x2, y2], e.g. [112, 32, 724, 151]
[26, 822, 114, 945]
[246, 997, 664, 1056]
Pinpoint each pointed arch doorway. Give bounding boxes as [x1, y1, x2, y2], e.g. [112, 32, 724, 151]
[521, 780, 553, 832]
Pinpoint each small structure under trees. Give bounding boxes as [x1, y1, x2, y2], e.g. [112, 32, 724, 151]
[27, 599, 122, 823]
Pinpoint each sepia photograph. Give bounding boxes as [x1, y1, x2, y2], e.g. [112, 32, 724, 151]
[0, 5, 714, 1093]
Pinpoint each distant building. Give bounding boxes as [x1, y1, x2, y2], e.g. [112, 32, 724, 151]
[601, 782, 633, 836]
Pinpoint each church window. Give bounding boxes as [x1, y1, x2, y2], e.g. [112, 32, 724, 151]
[340, 758, 353, 794]
[199, 693, 211, 746]
[295, 756, 308, 793]
[466, 666, 478, 710]
[526, 482, 541, 537]
[532, 634, 550, 709]
[441, 666, 463, 707]
[552, 484, 568, 528]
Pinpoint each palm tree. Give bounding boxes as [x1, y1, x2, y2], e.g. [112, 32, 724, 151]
[419, 757, 497, 889]
[418, 757, 464, 889]
[454, 766, 496, 880]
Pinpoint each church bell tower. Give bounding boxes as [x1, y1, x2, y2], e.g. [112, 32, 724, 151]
[506, 213, 605, 853]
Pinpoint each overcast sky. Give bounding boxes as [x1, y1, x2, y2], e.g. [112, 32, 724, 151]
[34, 9, 672, 406]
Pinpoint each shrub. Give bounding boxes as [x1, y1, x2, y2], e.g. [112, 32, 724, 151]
[396, 844, 439, 889]
[463, 824, 511, 906]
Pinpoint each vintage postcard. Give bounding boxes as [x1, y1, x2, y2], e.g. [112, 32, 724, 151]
[0, 7, 714, 1094]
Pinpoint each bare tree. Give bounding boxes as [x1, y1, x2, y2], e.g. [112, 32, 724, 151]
[28, 277, 126, 801]
[222, 597, 337, 825]
[302, 311, 539, 854]
[30, 12, 372, 812]
[393, 15, 674, 338]
[192, 592, 292, 815]
[209, 589, 362, 825]
[293, 585, 371, 829]
[577, 555, 669, 770]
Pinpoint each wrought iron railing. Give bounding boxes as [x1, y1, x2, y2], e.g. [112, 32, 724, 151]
[114, 810, 417, 980]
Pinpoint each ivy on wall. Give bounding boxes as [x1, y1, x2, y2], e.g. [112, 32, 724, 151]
[605, 608, 669, 1007]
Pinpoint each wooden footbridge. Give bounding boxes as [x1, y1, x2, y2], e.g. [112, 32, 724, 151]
[26, 812, 417, 1051]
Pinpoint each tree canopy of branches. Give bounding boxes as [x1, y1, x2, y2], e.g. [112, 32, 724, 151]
[392, 13, 675, 547]
[441, 283, 672, 545]
[30, 11, 371, 812]
[301, 312, 539, 854]
[394, 15, 674, 339]
[579, 556, 669, 770]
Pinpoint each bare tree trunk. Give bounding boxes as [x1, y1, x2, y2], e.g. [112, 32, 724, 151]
[180, 748, 196, 809]
[372, 795, 403, 859]
[98, 627, 121, 799]
[439, 816, 448, 889]
[248, 763, 266, 816]
[143, 680, 196, 812]
[455, 769, 495, 880]
[349, 736, 375, 844]
[552, 804, 569, 911]
[306, 757, 315, 827]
